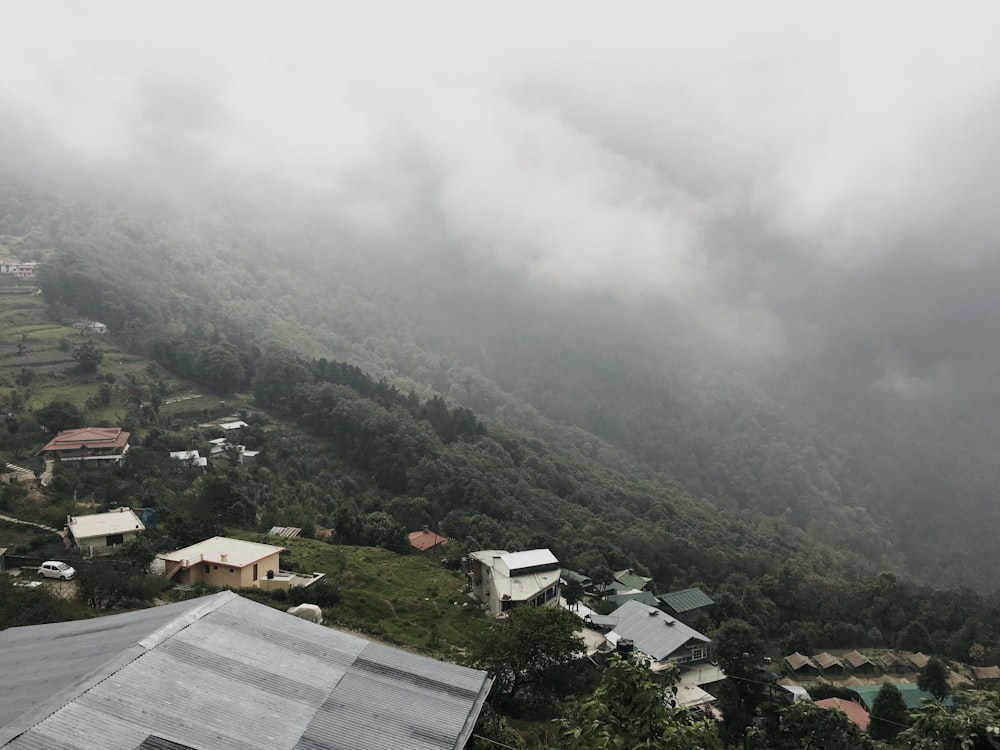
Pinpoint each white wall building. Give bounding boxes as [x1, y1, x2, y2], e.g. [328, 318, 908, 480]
[468, 548, 561, 616]
[67, 507, 145, 555]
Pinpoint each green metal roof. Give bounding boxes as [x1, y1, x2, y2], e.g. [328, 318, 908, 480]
[561, 568, 593, 586]
[659, 587, 715, 613]
[605, 591, 660, 607]
[613, 569, 653, 591]
[850, 683, 952, 711]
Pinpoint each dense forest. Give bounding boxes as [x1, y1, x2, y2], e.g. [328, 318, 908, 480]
[5, 179, 1000, 589]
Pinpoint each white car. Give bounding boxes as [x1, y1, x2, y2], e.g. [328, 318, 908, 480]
[38, 561, 76, 580]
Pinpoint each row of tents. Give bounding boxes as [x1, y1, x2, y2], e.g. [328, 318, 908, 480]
[784, 650, 931, 677]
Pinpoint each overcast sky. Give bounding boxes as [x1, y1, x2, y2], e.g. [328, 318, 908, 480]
[3, 1, 1000, 367]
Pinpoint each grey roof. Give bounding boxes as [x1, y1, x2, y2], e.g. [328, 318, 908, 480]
[0, 592, 490, 750]
[607, 600, 710, 662]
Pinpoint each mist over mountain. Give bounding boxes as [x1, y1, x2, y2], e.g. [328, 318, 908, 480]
[3, 1, 1000, 586]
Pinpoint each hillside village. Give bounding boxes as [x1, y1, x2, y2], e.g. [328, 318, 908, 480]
[3, 253, 1000, 747]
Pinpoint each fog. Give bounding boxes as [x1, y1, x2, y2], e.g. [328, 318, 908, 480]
[4, 1, 1000, 365]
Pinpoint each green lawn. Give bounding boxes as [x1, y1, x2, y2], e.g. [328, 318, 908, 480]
[233, 532, 489, 660]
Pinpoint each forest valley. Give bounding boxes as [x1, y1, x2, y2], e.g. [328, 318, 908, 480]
[2, 182, 1000, 748]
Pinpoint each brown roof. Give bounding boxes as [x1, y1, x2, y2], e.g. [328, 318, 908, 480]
[879, 651, 909, 669]
[408, 529, 447, 551]
[908, 652, 930, 669]
[815, 698, 870, 731]
[784, 652, 819, 672]
[844, 650, 875, 668]
[973, 665, 1000, 680]
[43, 427, 130, 452]
[813, 652, 845, 670]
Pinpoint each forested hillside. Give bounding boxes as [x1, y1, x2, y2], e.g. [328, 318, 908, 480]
[7, 179, 997, 589]
[2, 180, 1000, 668]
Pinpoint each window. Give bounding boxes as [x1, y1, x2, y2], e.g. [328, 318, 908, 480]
[253, 563, 258, 581]
[204, 564, 209, 574]
[106, 533, 124, 546]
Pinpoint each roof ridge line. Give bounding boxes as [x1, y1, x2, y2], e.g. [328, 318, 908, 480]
[139, 591, 238, 650]
[0, 594, 237, 747]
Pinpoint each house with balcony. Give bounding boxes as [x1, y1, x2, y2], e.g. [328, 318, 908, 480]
[42, 427, 130, 465]
[467, 548, 561, 616]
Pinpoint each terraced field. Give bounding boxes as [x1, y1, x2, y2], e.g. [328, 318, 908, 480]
[0, 289, 157, 419]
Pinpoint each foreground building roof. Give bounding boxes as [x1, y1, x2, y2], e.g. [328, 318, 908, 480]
[0, 591, 491, 749]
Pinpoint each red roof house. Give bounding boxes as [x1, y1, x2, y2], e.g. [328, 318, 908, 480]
[42, 427, 131, 464]
[408, 527, 447, 552]
[814, 698, 870, 731]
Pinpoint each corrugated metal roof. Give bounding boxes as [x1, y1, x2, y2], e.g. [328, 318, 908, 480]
[850, 683, 951, 711]
[499, 549, 557, 572]
[268, 527, 302, 539]
[659, 588, 714, 613]
[612, 569, 652, 591]
[607, 600, 710, 662]
[605, 591, 659, 607]
[0, 592, 490, 750]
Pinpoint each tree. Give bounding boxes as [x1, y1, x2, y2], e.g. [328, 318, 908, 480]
[711, 619, 767, 749]
[35, 400, 84, 433]
[563, 578, 585, 610]
[869, 682, 909, 742]
[769, 700, 879, 750]
[474, 605, 584, 711]
[192, 343, 245, 394]
[898, 691, 1000, 749]
[73, 341, 103, 373]
[557, 654, 721, 749]
[917, 658, 951, 701]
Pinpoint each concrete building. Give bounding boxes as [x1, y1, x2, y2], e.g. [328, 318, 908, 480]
[67, 508, 145, 555]
[468, 548, 561, 616]
[161, 536, 283, 589]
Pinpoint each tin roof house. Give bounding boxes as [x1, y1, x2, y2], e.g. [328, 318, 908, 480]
[0, 591, 491, 749]
[467, 549, 561, 616]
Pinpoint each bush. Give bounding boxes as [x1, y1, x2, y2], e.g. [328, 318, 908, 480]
[289, 580, 341, 608]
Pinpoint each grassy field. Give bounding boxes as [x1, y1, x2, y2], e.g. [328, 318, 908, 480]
[233, 532, 490, 661]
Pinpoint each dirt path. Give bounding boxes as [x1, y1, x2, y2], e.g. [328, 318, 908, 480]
[0, 513, 61, 534]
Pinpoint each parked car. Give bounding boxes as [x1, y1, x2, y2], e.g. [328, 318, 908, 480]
[38, 561, 76, 580]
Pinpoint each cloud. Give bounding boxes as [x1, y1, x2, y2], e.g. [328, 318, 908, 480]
[3, 0, 1000, 354]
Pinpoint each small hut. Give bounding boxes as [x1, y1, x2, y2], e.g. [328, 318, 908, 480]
[879, 651, 910, 675]
[844, 650, 878, 675]
[813, 652, 846, 677]
[784, 652, 820, 677]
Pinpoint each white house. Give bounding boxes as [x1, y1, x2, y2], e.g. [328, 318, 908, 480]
[169, 449, 208, 467]
[67, 507, 145, 555]
[467, 548, 561, 616]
